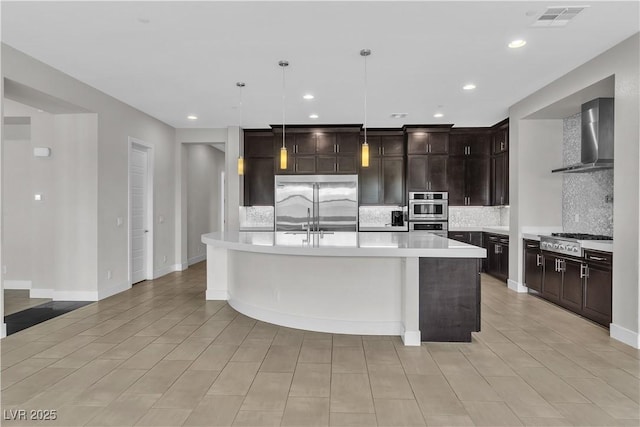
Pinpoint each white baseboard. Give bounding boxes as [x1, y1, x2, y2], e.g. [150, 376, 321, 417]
[98, 281, 131, 300]
[52, 290, 98, 301]
[508, 279, 528, 293]
[188, 254, 206, 266]
[1, 323, 6, 339]
[610, 323, 640, 349]
[30, 288, 54, 299]
[402, 330, 421, 346]
[153, 264, 183, 279]
[178, 262, 188, 271]
[206, 289, 229, 300]
[228, 297, 404, 336]
[4, 280, 32, 290]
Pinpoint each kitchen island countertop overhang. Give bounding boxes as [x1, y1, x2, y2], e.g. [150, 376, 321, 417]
[202, 231, 486, 346]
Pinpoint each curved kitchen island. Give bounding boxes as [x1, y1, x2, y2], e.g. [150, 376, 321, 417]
[201, 231, 486, 346]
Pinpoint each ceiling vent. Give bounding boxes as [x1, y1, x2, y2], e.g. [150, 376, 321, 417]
[532, 6, 588, 27]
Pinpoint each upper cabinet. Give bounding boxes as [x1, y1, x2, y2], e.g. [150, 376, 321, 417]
[490, 119, 509, 205]
[449, 131, 491, 157]
[492, 120, 509, 154]
[406, 126, 452, 154]
[359, 131, 405, 205]
[243, 130, 275, 206]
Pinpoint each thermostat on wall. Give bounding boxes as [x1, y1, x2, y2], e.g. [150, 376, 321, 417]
[33, 147, 51, 157]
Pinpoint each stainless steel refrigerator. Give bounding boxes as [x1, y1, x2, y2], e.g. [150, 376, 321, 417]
[275, 175, 358, 232]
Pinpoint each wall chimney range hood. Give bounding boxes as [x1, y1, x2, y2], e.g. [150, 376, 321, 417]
[552, 97, 614, 173]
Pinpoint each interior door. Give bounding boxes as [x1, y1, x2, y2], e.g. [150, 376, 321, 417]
[130, 145, 148, 284]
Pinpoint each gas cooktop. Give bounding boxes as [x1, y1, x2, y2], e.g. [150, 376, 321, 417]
[541, 233, 612, 256]
[551, 233, 613, 241]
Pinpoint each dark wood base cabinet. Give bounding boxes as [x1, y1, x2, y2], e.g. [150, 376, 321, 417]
[527, 242, 612, 328]
[419, 258, 481, 342]
[485, 233, 509, 282]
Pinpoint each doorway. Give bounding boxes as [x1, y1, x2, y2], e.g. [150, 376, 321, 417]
[129, 138, 154, 284]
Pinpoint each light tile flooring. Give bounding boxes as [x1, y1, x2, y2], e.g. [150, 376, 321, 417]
[4, 290, 52, 316]
[1, 262, 638, 426]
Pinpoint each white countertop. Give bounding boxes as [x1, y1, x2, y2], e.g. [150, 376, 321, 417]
[202, 231, 486, 258]
[359, 225, 409, 232]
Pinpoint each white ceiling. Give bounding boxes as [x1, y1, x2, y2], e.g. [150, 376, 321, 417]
[2, 1, 638, 129]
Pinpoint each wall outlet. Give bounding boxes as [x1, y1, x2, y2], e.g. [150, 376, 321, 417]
[574, 214, 580, 223]
[163, 255, 167, 264]
[116, 217, 123, 227]
[106, 270, 112, 280]
[159, 215, 165, 224]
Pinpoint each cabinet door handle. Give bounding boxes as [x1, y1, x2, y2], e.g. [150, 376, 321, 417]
[500, 196, 504, 205]
[589, 255, 607, 261]
[382, 146, 385, 156]
[294, 144, 298, 154]
[526, 244, 537, 248]
[555, 258, 559, 272]
[428, 143, 431, 153]
[559, 259, 566, 273]
[536, 254, 542, 266]
[580, 264, 589, 279]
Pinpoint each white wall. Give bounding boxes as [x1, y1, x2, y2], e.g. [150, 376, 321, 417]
[509, 33, 640, 348]
[174, 128, 227, 268]
[3, 44, 177, 300]
[186, 144, 224, 265]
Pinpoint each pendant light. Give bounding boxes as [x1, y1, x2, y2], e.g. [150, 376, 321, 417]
[279, 60, 289, 170]
[236, 82, 246, 176]
[360, 49, 371, 168]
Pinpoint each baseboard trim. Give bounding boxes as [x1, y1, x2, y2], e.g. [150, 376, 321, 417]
[508, 279, 528, 293]
[99, 281, 131, 300]
[1, 323, 6, 339]
[402, 330, 421, 346]
[610, 323, 640, 349]
[4, 280, 32, 290]
[188, 254, 206, 266]
[53, 290, 98, 301]
[153, 264, 184, 279]
[228, 297, 404, 336]
[206, 289, 229, 300]
[30, 288, 54, 299]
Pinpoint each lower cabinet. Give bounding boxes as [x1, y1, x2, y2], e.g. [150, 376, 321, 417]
[448, 231, 483, 247]
[485, 233, 508, 282]
[529, 242, 612, 328]
[523, 240, 542, 292]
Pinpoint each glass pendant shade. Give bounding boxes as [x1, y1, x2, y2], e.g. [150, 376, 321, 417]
[237, 156, 244, 175]
[361, 142, 369, 168]
[280, 146, 288, 170]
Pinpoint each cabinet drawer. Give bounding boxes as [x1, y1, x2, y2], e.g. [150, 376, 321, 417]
[584, 250, 612, 266]
[524, 239, 540, 250]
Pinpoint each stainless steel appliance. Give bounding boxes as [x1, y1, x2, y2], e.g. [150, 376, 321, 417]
[409, 221, 448, 236]
[275, 175, 358, 233]
[540, 233, 612, 257]
[408, 192, 448, 221]
[552, 98, 614, 173]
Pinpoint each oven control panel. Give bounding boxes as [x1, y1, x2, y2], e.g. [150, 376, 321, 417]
[540, 237, 581, 257]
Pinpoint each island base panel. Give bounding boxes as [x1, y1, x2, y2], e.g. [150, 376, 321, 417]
[419, 258, 481, 342]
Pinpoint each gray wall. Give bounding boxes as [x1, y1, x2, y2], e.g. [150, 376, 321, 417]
[186, 144, 224, 264]
[562, 113, 614, 236]
[3, 44, 177, 299]
[510, 33, 640, 347]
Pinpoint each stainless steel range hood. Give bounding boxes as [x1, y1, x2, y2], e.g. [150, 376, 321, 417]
[552, 98, 614, 173]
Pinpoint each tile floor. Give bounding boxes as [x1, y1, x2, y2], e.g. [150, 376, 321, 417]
[1, 262, 638, 426]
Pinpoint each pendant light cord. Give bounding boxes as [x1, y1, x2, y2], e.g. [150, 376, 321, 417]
[364, 53, 368, 143]
[282, 63, 286, 149]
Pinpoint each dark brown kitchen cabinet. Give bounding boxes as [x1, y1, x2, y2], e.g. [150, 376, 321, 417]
[244, 157, 274, 206]
[448, 231, 483, 247]
[359, 132, 405, 205]
[406, 127, 451, 155]
[447, 157, 489, 206]
[542, 253, 583, 311]
[316, 154, 357, 173]
[485, 233, 509, 282]
[293, 133, 317, 154]
[407, 155, 448, 192]
[243, 131, 275, 206]
[492, 152, 509, 206]
[492, 125, 509, 154]
[523, 240, 543, 293]
[315, 133, 336, 154]
[583, 250, 612, 327]
[316, 132, 359, 155]
[449, 132, 491, 156]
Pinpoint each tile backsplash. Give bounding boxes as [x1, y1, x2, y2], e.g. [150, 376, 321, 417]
[359, 206, 406, 227]
[562, 113, 614, 237]
[239, 206, 274, 229]
[448, 206, 509, 228]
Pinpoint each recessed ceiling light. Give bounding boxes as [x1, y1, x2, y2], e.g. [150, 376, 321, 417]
[137, 17, 150, 24]
[187, 115, 198, 120]
[463, 84, 476, 91]
[309, 114, 319, 119]
[508, 39, 527, 48]
[390, 113, 408, 119]
[433, 113, 444, 118]
[303, 94, 315, 100]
